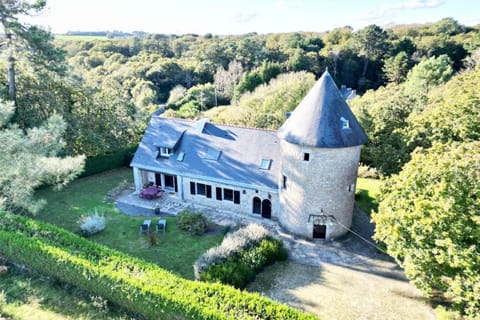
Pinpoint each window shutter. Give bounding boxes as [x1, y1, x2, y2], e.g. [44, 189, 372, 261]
[206, 185, 212, 198]
[190, 182, 196, 195]
[234, 190, 240, 204]
[216, 187, 222, 200]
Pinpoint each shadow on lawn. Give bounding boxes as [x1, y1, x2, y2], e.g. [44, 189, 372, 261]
[0, 267, 143, 320]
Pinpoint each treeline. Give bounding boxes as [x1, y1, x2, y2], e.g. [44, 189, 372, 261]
[2, 17, 479, 162]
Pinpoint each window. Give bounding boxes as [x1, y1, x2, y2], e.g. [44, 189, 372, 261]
[259, 159, 272, 170]
[191, 182, 212, 198]
[159, 147, 171, 157]
[234, 191, 240, 204]
[205, 148, 221, 161]
[206, 185, 212, 198]
[282, 175, 287, 189]
[216, 187, 222, 200]
[348, 184, 355, 193]
[223, 188, 234, 201]
[176, 151, 185, 161]
[303, 153, 310, 161]
[190, 182, 195, 195]
[340, 117, 350, 129]
[197, 183, 206, 196]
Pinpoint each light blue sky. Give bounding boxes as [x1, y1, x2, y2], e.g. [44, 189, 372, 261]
[27, 0, 479, 35]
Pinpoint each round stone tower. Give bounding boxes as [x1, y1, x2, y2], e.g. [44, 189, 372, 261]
[277, 71, 368, 240]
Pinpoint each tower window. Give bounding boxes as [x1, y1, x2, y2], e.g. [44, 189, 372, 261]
[340, 117, 350, 129]
[348, 184, 355, 192]
[282, 175, 287, 189]
[303, 153, 310, 161]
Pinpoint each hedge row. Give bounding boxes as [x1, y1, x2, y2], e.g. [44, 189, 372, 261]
[81, 145, 137, 177]
[0, 212, 318, 320]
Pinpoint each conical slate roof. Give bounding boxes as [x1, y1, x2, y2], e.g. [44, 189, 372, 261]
[277, 71, 368, 148]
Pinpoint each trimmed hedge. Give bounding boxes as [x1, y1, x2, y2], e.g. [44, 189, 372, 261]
[81, 145, 137, 177]
[0, 212, 317, 320]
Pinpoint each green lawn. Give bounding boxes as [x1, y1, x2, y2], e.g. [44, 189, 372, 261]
[34, 168, 223, 280]
[356, 177, 383, 215]
[0, 268, 140, 320]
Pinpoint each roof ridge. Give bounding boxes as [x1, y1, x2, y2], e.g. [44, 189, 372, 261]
[207, 120, 277, 132]
[157, 115, 277, 133]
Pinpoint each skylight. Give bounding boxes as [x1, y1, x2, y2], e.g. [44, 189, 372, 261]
[259, 159, 272, 170]
[205, 148, 221, 161]
[176, 151, 185, 162]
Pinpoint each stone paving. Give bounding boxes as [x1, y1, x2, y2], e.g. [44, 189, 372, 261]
[115, 185, 403, 278]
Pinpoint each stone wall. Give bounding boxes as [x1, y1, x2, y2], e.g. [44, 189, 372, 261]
[134, 168, 279, 220]
[180, 177, 279, 220]
[278, 141, 361, 240]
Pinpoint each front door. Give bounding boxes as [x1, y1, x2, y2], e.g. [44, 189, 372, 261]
[313, 224, 327, 239]
[261, 199, 271, 219]
[164, 174, 178, 192]
[155, 173, 162, 186]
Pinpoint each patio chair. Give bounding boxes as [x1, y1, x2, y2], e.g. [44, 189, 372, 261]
[139, 219, 151, 234]
[156, 219, 166, 234]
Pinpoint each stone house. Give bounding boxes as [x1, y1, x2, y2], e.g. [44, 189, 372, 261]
[130, 71, 367, 240]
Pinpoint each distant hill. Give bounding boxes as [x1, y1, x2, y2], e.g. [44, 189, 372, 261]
[64, 30, 145, 38]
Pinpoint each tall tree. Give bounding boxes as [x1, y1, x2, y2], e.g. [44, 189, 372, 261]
[383, 51, 410, 84]
[0, 0, 65, 101]
[0, 100, 85, 214]
[373, 142, 480, 318]
[403, 54, 454, 100]
[352, 25, 389, 88]
[213, 60, 243, 103]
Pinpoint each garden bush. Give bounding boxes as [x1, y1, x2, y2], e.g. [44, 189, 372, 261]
[177, 210, 209, 235]
[194, 224, 287, 288]
[0, 212, 316, 320]
[78, 209, 106, 236]
[199, 237, 288, 289]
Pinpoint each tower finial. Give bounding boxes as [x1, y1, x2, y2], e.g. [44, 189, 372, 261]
[325, 67, 328, 73]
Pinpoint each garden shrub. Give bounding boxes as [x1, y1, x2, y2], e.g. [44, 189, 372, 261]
[177, 210, 209, 235]
[194, 224, 288, 288]
[78, 209, 106, 236]
[357, 163, 381, 179]
[199, 237, 288, 289]
[0, 212, 316, 320]
[194, 224, 269, 279]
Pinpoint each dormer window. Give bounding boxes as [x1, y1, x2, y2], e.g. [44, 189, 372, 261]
[159, 147, 171, 158]
[340, 117, 350, 129]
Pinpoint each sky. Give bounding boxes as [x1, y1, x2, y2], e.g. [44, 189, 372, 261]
[25, 0, 480, 35]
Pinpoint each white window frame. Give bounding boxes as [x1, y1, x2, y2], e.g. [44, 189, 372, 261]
[159, 147, 171, 157]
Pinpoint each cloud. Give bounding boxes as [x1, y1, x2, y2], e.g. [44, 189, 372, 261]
[360, 0, 445, 20]
[232, 11, 259, 24]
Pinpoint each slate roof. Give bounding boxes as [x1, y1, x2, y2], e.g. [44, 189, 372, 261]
[277, 71, 368, 148]
[131, 117, 281, 191]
